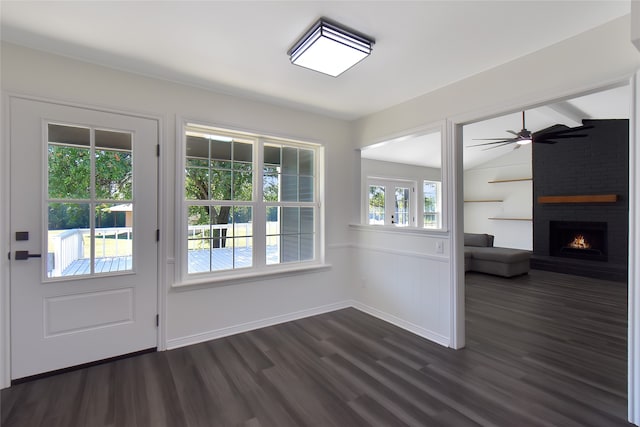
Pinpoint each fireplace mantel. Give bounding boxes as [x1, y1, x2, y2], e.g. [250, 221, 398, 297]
[537, 194, 618, 204]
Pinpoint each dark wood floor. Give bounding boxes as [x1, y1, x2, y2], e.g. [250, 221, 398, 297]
[1, 269, 631, 426]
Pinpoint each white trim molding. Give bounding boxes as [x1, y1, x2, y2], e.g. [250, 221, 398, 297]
[1, 93, 11, 388]
[351, 301, 450, 347]
[349, 243, 449, 263]
[629, 71, 640, 426]
[446, 119, 465, 350]
[166, 300, 351, 349]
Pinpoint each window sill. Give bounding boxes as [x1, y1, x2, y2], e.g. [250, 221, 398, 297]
[172, 262, 332, 290]
[349, 223, 449, 237]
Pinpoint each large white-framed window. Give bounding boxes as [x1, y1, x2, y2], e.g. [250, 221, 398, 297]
[180, 122, 323, 281]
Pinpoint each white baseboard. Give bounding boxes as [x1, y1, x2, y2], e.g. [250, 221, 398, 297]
[166, 300, 352, 349]
[351, 301, 450, 348]
[166, 299, 450, 351]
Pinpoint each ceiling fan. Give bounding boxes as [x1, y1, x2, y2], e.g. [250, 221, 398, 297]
[469, 111, 592, 150]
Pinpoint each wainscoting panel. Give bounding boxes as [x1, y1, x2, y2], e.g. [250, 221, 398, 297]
[351, 228, 451, 347]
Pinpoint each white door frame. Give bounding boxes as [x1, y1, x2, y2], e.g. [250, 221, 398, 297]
[628, 71, 640, 426]
[447, 74, 639, 424]
[0, 93, 166, 389]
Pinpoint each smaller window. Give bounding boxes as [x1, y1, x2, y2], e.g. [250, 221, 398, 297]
[423, 180, 441, 229]
[366, 178, 416, 227]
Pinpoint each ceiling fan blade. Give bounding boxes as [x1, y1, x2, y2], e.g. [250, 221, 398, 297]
[537, 134, 589, 141]
[533, 124, 593, 140]
[533, 124, 570, 137]
[482, 141, 516, 151]
[549, 129, 593, 138]
[472, 137, 519, 141]
[506, 130, 519, 136]
[468, 138, 518, 147]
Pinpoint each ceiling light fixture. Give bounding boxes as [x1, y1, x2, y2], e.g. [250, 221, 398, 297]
[517, 132, 532, 145]
[288, 18, 374, 77]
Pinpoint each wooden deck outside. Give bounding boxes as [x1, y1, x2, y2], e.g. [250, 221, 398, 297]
[61, 246, 280, 276]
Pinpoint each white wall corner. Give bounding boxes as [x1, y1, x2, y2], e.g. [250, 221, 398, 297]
[448, 119, 465, 349]
[351, 302, 450, 347]
[629, 71, 640, 426]
[632, 1, 640, 53]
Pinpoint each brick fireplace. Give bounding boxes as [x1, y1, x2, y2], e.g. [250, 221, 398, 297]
[531, 119, 629, 282]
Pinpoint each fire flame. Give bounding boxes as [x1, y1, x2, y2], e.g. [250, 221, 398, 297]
[568, 234, 591, 249]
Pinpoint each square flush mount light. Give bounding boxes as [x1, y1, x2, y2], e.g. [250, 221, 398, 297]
[288, 18, 374, 77]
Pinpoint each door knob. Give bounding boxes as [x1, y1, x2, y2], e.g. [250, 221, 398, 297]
[14, 251, 41, 260]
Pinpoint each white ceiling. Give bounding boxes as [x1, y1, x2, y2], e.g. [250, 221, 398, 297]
[0, 1, 631, 120]
[361, 84, 631, 170]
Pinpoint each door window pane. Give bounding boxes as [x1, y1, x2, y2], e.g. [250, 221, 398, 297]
[47, 203, 90, 277]
[93, 203, 133, 273]
[48, 123, 91, 199]
[95, 130, 133, 200]
[47, 124, 136, 279]
[368, 185, 385, 225]
[394, 187, 410, 226]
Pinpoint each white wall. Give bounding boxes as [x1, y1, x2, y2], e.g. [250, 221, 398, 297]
[351, 226, 451, 345]
[0, 42, 355, 360]
[362, 158, 441, 182]
[632, 1, 640, 52]
[463, 145, 532, 250]
[352, 16, 639, 145]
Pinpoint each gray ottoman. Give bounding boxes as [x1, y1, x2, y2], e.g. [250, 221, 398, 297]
[468, 246, 531, 277]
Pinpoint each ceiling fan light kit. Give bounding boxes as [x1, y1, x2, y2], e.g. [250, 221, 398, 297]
[470, 111, 592, 149]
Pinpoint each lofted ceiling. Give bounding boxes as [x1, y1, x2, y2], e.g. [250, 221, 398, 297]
[0, 1, 631, 121]
[361, 84, 631, 170]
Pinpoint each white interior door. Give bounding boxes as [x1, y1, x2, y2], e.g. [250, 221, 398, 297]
[9, 97, 158, 380]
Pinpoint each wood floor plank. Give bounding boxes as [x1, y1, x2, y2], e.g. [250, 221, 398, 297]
[1, 269, 633, 426]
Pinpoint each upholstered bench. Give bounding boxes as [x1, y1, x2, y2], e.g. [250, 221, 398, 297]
[464, 233, 531, 277]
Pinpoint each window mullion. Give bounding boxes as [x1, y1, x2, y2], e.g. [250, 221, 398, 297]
[254, 138, 266, 268]
[89, 128, 96, 274]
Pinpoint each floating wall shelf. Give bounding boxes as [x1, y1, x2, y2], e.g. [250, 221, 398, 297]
[488, 178, 532, 184]
[537, 194, 618, 204]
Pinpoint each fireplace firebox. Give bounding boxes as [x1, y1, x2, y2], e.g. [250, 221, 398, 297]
[549, 221, 607, 262]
